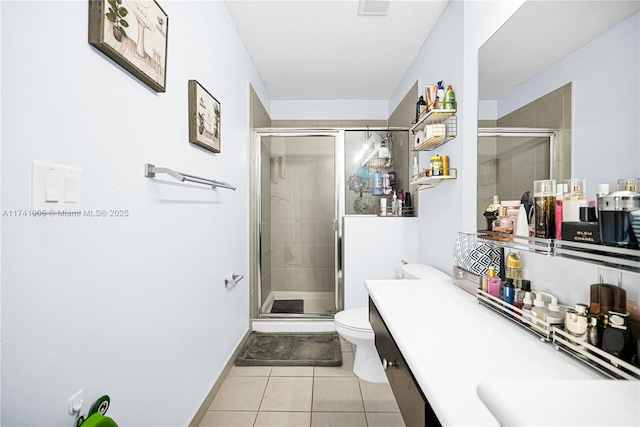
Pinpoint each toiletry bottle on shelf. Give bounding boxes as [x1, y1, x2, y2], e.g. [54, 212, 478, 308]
[484, 195, 502, 231]
[444, 85, 456, 110]
[487, 267, 501, 298]
[416, 96, 426, 121]
[503, 278, 516, 307]
[403, 192, 412, 216]
[515, 204, 529, 238]
[412, 157, 419, 179]
[379, 197, 387, 216]
[522, 291, 534, 322]
[397, 189, 404, 215]
[492, 207, 514, 237]
[534, 179, 556, 239]
[505, 252, 522, 287]
[546, 297, 566, 328]
[565, 304, 589, 342]
[436, 81, 445, 109]
[531, 294, 549, 328]
[379, 139, 389, 158]
[372, 169, 383, 196]
[556, 183, 565, 239]
[391, 191, 398, 216]
[563, 179, 587, 222]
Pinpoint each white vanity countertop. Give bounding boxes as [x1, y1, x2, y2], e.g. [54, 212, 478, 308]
[364, 278, 633, 426]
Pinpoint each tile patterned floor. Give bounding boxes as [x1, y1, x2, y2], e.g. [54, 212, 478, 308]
[198, 338, 406, 427]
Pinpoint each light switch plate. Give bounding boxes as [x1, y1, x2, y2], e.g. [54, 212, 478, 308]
[32, 161, 82, 212]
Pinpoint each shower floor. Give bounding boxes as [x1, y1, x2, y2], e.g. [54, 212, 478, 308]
[262, 291, 335, 316]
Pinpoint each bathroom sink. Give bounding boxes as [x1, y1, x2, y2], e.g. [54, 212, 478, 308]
[477, 379, 640, 426]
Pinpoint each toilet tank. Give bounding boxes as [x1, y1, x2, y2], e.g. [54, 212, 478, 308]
[399, 263, 451, 281]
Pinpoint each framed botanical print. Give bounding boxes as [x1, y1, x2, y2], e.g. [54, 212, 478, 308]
[188, 80, 221, 153]
[89, 0, 168, 92]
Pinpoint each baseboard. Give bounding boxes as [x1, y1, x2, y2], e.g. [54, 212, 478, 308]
[188, 329, 251, 427]
[252, 319, 336, 333]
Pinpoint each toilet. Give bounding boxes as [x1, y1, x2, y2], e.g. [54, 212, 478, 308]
[334, 263, 450, 383]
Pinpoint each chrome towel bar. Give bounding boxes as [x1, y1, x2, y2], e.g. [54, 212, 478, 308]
[144, 163, 236, 190]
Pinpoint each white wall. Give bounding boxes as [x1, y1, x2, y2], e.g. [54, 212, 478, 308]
[343, 217, 419, 308]
[384, 0, 526, 273]
[1, 1, 268, 426]
[270, 100, 388, 121]
[497, 12, 640, 200]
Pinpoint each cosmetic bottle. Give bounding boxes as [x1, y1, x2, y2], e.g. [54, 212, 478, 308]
[531, 294, 549, 327]
[379, 139, 390, 158]
[484, 195, 502, 231]
[546, 296, 566, 328]
[534, 179, 556, 239]
[565, 303, 589, 342]
[379, 197, 387, 216]
[391, 191, 398, 216]
[555, 183, 566, 239]
[563, 179, 587, 222]
[515, 204, 529, 238]
[487, 267, 501, 298]
[522, 291, 534, 322]
[502, 201, 520, 232]
[492, 207, 514, 236]
[383, 173, 392, 195]
[397, 189, 404, 215]
[412, 157, 419, 178]
[372, 169, 383, 196]
[503, 278, 516, 306]
[444, 85, 456, 110]
[505, 252, 522, 287]
[416, 96, 426, 121]
[436, 81, 445, 109]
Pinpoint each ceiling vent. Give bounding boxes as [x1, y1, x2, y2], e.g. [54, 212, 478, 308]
[357, 0, 390, 16]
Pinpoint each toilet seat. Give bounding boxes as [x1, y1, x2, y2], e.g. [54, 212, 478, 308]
[334, 307, 372, 333]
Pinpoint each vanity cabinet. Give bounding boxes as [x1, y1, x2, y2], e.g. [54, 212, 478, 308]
[369, 298, 441, 427]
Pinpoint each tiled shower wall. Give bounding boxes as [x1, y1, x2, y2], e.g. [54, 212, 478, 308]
[478, 83, 572, 229]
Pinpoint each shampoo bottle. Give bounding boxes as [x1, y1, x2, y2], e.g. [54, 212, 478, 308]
[372, 170, 383, 196]
[379, 139, 390, 158]
[444, 85, 456, 110]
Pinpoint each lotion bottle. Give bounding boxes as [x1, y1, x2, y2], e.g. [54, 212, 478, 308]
[532, 293, 549, 327]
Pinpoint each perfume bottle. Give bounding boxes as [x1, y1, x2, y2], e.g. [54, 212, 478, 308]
[492, 207, 514, 236]
[563, 179, 587, 222]
[534, 179, 556, 239]
[487, 267, 501, 298]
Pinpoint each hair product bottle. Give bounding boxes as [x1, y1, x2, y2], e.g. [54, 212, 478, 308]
[534, 179, 556, 239]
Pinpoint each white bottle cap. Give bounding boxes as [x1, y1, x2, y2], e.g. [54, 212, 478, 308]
[534, 293, 545, 307]
[548, 296, 560, 312]
[598, 183, 610, 195]
[523, 291, 532, 304]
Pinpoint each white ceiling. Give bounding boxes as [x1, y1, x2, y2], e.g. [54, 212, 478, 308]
[479, 1, 640, 100]
[224, 0, 449, 100]
[224, 0, 640, 103]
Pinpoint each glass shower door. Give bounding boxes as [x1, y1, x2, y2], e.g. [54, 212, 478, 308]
[257, 132, 339, 317]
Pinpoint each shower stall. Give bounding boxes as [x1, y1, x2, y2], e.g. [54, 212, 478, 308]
[253, 128, 408, 319]
[477, 127, 557, 230]
[254, 130, 344, 318]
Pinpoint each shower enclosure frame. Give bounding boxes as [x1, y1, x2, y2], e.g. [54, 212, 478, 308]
[253, 128, 346, 319]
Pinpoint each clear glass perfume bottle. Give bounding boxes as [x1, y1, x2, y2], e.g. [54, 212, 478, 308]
[563, 178, 587, 222]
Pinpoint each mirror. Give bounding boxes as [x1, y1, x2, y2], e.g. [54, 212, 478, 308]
[477, 0, 640, 227]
